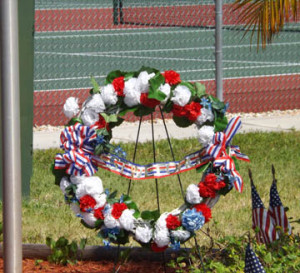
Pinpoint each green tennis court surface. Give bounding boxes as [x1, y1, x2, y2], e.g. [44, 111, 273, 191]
[34, 25, 300, 91]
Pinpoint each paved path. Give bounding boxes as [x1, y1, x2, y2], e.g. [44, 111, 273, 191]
[33, 112, 300, 149]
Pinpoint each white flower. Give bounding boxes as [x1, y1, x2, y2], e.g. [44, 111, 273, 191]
[196, 108, 214, 126]
[70, 175, 86, 185]
[171, 85, 191, 106]
[154, 229, 170, 247]
[101, 84, 118, 106]
[186, 184, 203, 204]
[155, 213, 168, 231]
[63, 97, 80, 118]
[82, 212, 97, 227]
[123, 78, 141, 107]
[119, 209, 136, 231]
[75, 176, 104, 202]
[159, 83, 171, 104]
[135, 224, 153, 243]
[60, 176, 70, 195]
[136, 71, 155, 93]
[197, 125, 215, 147]
[84, 94, 105, 113]
[94, 193, 107, 209]
[104, 214, 120, 229]
[170, 230, 191, 242]
[81, 108, 99, 126]
[70, 203, 80, 215]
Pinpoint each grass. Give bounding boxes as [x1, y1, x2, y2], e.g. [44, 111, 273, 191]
[1, 131, 299, 246]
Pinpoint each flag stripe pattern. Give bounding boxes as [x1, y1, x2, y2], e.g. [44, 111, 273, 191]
[268, 182, 291, 234]
[251, 184, 278, 244]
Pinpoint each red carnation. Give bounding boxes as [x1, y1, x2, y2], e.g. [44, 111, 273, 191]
[185, 101, 202, 121]
[112, 76, 125, 97]
[172, 104, 187, 117]
[111, 202, 128, 219]
[194, 203, 212, 223]
[163, 70, 181, 85]
[79, 195, 96, 212]
[203, 174, 226, 191]
[140, 93, 161, 108]
[151, 242, 168, 252]
[93, 115, 110, 131]
[166, 214, 181, 230]
[94, 206, 105, 220]
[198, 183, 216, 198]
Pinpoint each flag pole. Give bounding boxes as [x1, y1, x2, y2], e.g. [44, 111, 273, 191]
[0, 0, 23, 271]
[271, 164, 277, 185]
[248, 169, 254, 186]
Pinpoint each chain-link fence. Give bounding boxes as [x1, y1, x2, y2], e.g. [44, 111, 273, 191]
[34, 0, 300, 125]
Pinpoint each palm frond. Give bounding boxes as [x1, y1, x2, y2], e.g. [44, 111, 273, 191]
[233, 0, 300, 49]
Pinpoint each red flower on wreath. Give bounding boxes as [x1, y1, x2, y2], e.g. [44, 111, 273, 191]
[93, 115, 110, 131]
[166, 214, 181, 230]
[163, 70, 181, 85]
[112, 76, 125, 97]
[151, 242, 168, 252]
[111, 203, 128, 219]
[198, 183, 216, 198]
[203, 173, 226, 191]
[185, 101, 202, 121]
[140, 93, 161, 108]
[94, 206, 105, 220]
[79, 195, 96, 212]
[172, 104, 188, 117]
[194, 203, 212, 223]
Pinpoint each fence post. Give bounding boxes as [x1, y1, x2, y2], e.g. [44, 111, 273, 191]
[215, 0, 223, 101]
[0, 0, 22, 271]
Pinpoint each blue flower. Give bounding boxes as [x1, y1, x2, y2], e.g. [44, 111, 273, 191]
[95, 135, 106, 145]
[182, 208, 205, 232]
[170, 238, 181, 250]
[103, 240, 110, 249]
[113, 145, 127, 158]
[105, 189, 110, 196]
[102, 227, 120, 237]
[200, 98, 212, 111]
[220, 102, 229, 114]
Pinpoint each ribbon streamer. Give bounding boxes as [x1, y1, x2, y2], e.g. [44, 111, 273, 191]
[92, 149, 207, 180]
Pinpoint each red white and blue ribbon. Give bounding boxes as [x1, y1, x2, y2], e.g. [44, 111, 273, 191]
[55, 150, 97, 176]
[203, 117, 249, 192]
[92, 149, 207, 180]
[60, 123, 97, 154]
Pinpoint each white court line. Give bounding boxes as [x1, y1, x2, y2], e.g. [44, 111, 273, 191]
[34, 51, 300, 66]
[34, 28, 215, 39]
[34, 72, 300, 92]
[35, 49, 299, 66]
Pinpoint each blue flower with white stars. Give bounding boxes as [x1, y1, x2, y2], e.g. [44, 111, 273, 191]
[200, 97, 212, 111]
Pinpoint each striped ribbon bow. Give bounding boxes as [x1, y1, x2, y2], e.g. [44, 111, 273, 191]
[60, 123, 97, 154]
[55, 150, 97, 176]
[203, 117, 249, 192]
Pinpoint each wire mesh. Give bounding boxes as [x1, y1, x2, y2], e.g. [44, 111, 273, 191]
[34, 0, 300, 125]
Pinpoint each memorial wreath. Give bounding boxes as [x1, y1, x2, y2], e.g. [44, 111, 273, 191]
[52, 67, 249, 252]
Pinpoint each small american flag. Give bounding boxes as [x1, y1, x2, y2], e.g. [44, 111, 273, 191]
[244, 244, 266, 273]
[268, 182, 291, 235]
[251, 183, 278, 244]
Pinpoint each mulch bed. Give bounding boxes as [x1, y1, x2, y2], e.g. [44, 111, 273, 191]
[0, 258, 177, 273]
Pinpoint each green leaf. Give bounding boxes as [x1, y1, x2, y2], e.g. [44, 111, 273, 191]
[194, 82, 206, 97]
[214, 115, 228, 132]
[90, 77, 100, 94]
[148, 73, 166, 101]
[108, 190, 118, 200]
[100, 113, 118, 123]
[172, 115, 194, 128]
[209, 95, 226, 111]
[66, 117, 83, 126]
[118, 106, 138, 117]
[56, 237, 69, 248]
[196, 162, 211, 173]
[141, 210, 160, 221]
[109, 116, 124, 129]
[46, 237, 55, 249]
[69, 241, 78, 254]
